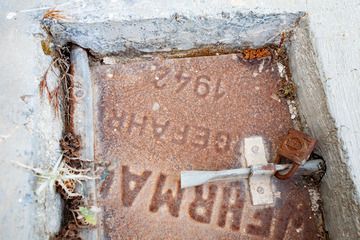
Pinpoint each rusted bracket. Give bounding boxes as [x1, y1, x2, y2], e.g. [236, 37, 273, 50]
[274, 129, 316, 180]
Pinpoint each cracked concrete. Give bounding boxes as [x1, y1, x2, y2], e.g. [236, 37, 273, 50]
[44, 12, 302, 55]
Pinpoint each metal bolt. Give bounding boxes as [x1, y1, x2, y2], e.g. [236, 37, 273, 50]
[251, 145, 259, 154]
[75, 88, 85, 99]
[256, 186, 264, 194]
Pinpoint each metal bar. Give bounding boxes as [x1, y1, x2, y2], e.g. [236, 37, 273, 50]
[70, 46, 99, 240]
[181, 159, 324, 188]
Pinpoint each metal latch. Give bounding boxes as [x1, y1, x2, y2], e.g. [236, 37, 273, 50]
[245, 136, 274, 205]
[181, 129, 318, 206]
[274, 129, 317, 179]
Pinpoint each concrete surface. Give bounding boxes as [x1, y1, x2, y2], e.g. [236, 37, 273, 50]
[1, 0, 360, 239]
[0, 1, 63, 239]
[45, 12, 302, 55]
[289, 17, 360, 240]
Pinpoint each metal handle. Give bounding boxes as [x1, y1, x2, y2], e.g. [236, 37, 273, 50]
[273, 154, 300, 180]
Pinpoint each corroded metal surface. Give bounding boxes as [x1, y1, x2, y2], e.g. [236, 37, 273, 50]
[91, 54, 323, 239]
[274, 129, 317, 180]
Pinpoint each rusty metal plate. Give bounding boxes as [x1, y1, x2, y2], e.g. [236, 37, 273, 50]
[91, 54, 322, 239]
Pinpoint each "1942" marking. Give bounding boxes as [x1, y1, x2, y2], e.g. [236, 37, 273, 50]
[152, 66, 226, 101]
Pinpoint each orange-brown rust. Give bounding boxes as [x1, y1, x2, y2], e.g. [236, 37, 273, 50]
[240, 32, 286, 61]
[241, 48, 272, 60]
[168, 46, 242, 58]
[274, 129, 317, 180]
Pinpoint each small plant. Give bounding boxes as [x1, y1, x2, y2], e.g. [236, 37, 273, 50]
[278, 80, 296, 100]
[76, 206, 101, 226]
[14, 153, 97, 197]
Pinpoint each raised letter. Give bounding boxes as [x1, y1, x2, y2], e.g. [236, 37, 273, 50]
[112, 110, 127, 129]
[175, 70, 191, 93]
[214, 78, 226, 101]
[189, 185, 217, 224]
[152, 67, 171, 89]
[172, 125, 190, 145]
[192, 126, 210, 149]
[215, 131, 231, 153]
[194, 75, 210, 98]
[149, 174, 184, 217]
[246, 207, 274, 237]
[152, 118, 170, 140]
[217, 181, 245, 231]
[121, 166, 151, 207]
[127, 113, 147, 136]
[273, 199, 309, 239]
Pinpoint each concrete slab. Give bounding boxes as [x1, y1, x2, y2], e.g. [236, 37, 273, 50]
[90, 54, 324, 239]
[44, 12, 302, 56]
[0, 1, 63, 239]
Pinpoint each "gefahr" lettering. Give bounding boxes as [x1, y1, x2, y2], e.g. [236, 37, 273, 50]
[109, 110, 232, 153]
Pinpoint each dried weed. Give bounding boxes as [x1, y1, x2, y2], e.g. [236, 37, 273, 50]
[43, 9, 67, 21]
[39, 46, 72, 117]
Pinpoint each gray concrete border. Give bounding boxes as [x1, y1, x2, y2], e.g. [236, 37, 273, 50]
[288, 17, 360, 240]
[44, 12, 303, 56]
[0, 2, 63, 239]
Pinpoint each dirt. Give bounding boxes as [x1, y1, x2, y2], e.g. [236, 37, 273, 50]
[52, 133, 85, 240]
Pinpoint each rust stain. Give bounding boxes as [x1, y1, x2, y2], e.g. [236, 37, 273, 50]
[167, 46, 242, 58]
[91, 54, 324, 239]
[274, 129, 317, 180]
[242, 48, 272, 60]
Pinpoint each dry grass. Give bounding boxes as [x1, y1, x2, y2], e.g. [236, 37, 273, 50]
[39, 46, 72, 117]
[42, 9, 67, 20]
[14, 154, 97, 198]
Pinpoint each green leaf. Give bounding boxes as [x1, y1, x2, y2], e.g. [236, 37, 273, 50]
[79, 207, 97, 225]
